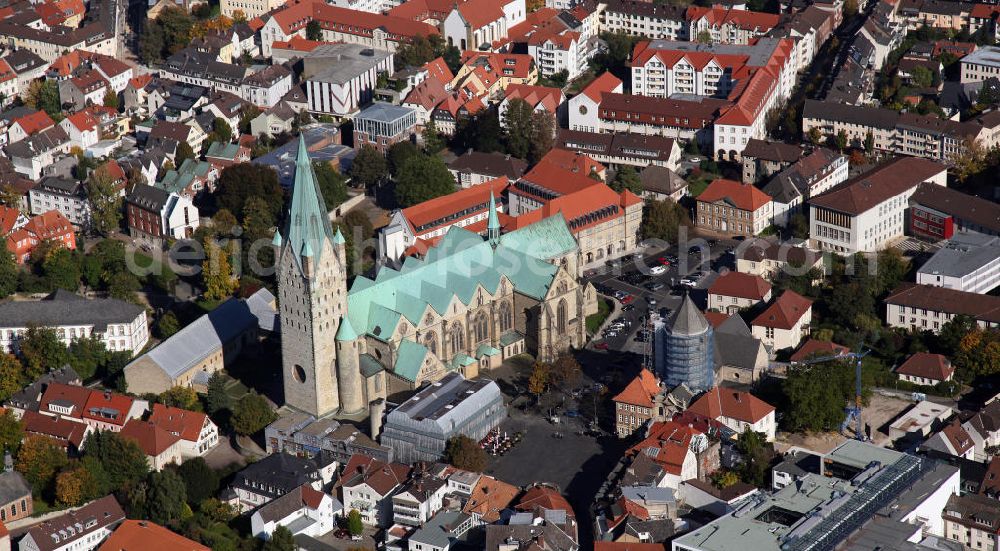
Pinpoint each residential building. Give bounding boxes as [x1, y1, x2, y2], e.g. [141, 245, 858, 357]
[789, 338, 849, 363]
[514, 484, 578, 543]
[0, 290, 148, 355]
[498, 84, 564, 127]
[0, 472, 31, 524]
[695, 179, 774, 237]
[626, 421, 708, 489]
[808, 157, 947, 254]
[750, 290, 812, 351]
[392, 471, 448, 527]
[961, 46, 1000, 83]
[896, 352, 955, 386]
[20, 411, 91, 455]
[408, 511, 474, 551]
[734, 238, 823, 281]
[568, 71, 623, 133]
[613, 368, 663, 438]
[97, 520, 209, 551]
[450, 51, 538, 100]
[448, 151, 527, 188]
[118, 419, 184, 471]
[908, 183, 1000, 239]
[885, 283, 1000, 332]
[760, 148, 848, 227]
[5, 210, 76, 265]
[28, 177, 91, 229]
[484, 523, 579, 551]
[380, 373, 506, 464]
[555, 130, 682, 171]
[265, 412, 393, 463]
[38, 383, 149, 433]
[352, 102, 418, 153]
[338, 454, 411, 527]
[125, 185, 200, 244]
[230, 452, 336, 512]
[123, 291, 274, 394]
[505, 6, 598, 81]
[7, 110, 55, 145]
[943, 493, 1000, 549]
[18, 495, 124, 551]
[740, 139, 805, 183]
[463, 475, 520, 525]
[250, 484, 338, 540]
[707, 271, 772, 314]
[301, 44, 394, 117]
[916, 233, 1000, 294]
[687, 387, 777, 441]
[673, 440, 960, 551]
[388, 0, 527, 54]
[5, 126, 70, 180]
[148, 404, 220, 458]
[639, 166, 688, 202]
[654, 295, 715, 392]
[4, 366, 81, 418]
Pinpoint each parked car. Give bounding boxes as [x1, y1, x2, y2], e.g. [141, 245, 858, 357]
[658, 256, 671, 266]
[622, 304, 635, 312]
[645, 282, 665, 291]
[595, 342, 610, 350]
[647, 297, 657, 306]
[650, 265, 667, 275]
[622, 295, 635, 304]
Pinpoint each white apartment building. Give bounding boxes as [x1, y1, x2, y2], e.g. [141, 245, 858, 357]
[29, 177, 92, 229]
[18, 495, 124, 551]
[916, 233, 1000, 295]
[960, 46, 1000, 83]
[885, 283, 1000, 333]
[302, 44, 394, 117]
[809, 157, 947, 254]
[568, 72, 623, 133]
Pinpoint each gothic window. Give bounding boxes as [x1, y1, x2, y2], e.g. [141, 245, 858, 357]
[499, 302, 512, 333]
[423, 331, 438, 356]
[557, 280, 568, 294]
[557, 299, 568, 335]
[474, 312, 489, 343]
[449, 324, 465, 355]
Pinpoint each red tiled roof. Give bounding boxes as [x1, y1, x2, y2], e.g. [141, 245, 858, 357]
[789, 338, 850, 363]
[687, 386, 775, 424]
[595, 543, 668, 551]
[885, 283, 1000, 324]
[626, 420, 699, 475]
[516, 486, 575, 518]
[503, 83, 563, 112]
[459, 51, 536, 81]
[272, 0, 438, 40]
[464, 476, 520, 523]
[708, 270, 771, 301]
[600, 92, 728, 129]
[0, 205, 20, 234]
[970, 4, 1000, 18]
[810, 157, 946, 215]
[982, 456, 1000, 497]
[48, 50, 90, 77]
[389, 0, 506, 28]
[536, 148, 605, 177]
[613, 368, 660, 408]
[339, 454, 411, 496]
[119, 419, 181, 457]
[423, 57, 454, 84]
[91, 54, 130, 78]
[21, 410, 88, 449]
[939, 421, 974, 455]
[704, 311, 731, 328]
[83, 390, 135, 427]
[896, 352, 954, 381]
[518, 156, 602, 198]
[271, 36, 330, 52]
[70, 69, 109, 93]
[402, 76, 449, 110]
[0, 60, 14, 84]
[149, 403, 208, 443]
[21, 210, 74, 243]
[751, 290, 812, 330]
[38, 382, 90, 418]
[685, 6, 780, 30]
[12, 110, 55, 136]
[697, 178, 772, 212]
[127, 74, 153, 90]
[580, 72, 623, 102]
[98, 519, 210, 551]
[402, 176, 508, 233]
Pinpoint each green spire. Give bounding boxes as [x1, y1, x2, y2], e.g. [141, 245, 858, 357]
[333, 227, 345, 245]
[487, 189, 500, 246]
[284, 134, 335, 269]
[335, 316, 357, 341]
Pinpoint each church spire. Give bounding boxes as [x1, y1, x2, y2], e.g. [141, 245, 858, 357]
[284, 134, 336, 268]
[487, 189, 500, 246]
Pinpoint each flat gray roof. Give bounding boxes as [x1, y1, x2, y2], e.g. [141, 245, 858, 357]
[304, 43, 391, 85]
[961, 46, 1000, 67]
[917, 233, 1000, 280]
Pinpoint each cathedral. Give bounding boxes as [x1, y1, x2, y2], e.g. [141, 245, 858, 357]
[275, 136, 599, 419]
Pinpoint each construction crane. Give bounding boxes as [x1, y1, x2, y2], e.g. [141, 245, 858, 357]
[793, 347, 871, 441]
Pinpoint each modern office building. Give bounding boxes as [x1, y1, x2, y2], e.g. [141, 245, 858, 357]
[916, 233, 1000, 294]
[380, 372, 506, 464]
[672, 440, 960, 551]
[654, 295, 715, 392]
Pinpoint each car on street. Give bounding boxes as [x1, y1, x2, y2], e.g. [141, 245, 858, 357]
[650, 265, 666, 275]
[657, 256, 671, 266]
[621, 294, 635, 304]
[594, 342, 609, 350]
[688, 246, 703, 255]
[622, 303, 635, 311]
[645, 282, 665, 291]
[565, 410, 580, 418]
[647, 297, 657, 305]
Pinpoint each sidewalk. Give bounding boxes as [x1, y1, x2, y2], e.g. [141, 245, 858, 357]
[586, 295, 621, 348]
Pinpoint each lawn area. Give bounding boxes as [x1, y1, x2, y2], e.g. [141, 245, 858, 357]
[586, 297, 613, 334]
[687, 178, 710, 198]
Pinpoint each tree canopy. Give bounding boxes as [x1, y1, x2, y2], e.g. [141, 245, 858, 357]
[350, 145, 387, 189]
[394, 154, 456, 207]
[443, 435, 487, 472]
[215, 163, 284, 222]
[640, 199, 690, 244]
[231, 392, 276, 436]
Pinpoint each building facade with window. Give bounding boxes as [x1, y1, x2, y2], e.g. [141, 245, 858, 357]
[695, 179, 774, 237]
[885, 283, 1000, 333]
[0, 472, 31, 524]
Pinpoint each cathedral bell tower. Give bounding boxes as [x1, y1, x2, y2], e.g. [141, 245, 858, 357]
[274, 135, 362, 418]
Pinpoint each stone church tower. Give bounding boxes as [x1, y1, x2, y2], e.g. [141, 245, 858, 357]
[273, 136, 363, 418]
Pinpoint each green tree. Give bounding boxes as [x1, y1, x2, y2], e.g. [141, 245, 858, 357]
[0, 409, 24, 455]
[146, 469, 188, 524]
[443, 435, 487, 472]
[782, 358, 867, 432]
[139, 22, 166, 63]
[206, 371, 232, 415]
[502, 99, 556, 163]
[67, 335, 107, 381]
[863, 131, 875, 154]
[807, 127, 822, 145]
[202, 238, 238, 301]
[910, 66, 934, 88]
[610, 165, 642, 194]
[36, 80, 61, 118]
[16, 434, 68, 492]
[156, 311, 181, 339]
[640, 199, 691, 244]
[264, 526, 296, 551]
[347, 509, 364, 537]
[215, 163, 284, 220]
[421, 120, 445, 154]
[394, 155, 456, 207]
[350, 145, 387, 189]
[735, 427, 771, 487]
[835, 129, 848, 151]
[951, 138, 987, 184]
[527, 110, 555, 164]
[175, 141, 196, 167]
[107, 271, 141, 303]
[176, 457, 220, 506]
[56, 465, 99, 506]
[305, 20, 322, 41]
[0, 353, 24, 403]
[208, 117, 233, 145]
[103, 89, 119, 110]
[789, 213, 809, 240]
[231, 392, 276, 436]
[83, 430, 150, 491]
[387, 141, 421, 176]
[697, 30, 712, 43]
[160, 386, 201, 410]
[312, 161, 348, 209]
[42, 248, 80, 291]
[20, 325, 69, 380]
[0, 240, 17, 298]
[527, 361, 550, 400]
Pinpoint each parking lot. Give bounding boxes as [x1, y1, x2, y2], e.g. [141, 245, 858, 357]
[585, 240, 736, 353]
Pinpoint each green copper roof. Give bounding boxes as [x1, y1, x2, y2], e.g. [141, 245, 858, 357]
[497, 213, 577, 261]
[475, 343, 500, 358]
[487, 190, 500, 245]
[394, 339, 429, 382]
[359, 353, 384, 377]
[281, 135, 335, 270]
[333, 227, 345, 245]
[499, 330, 524, 347]
[335, 317, 357, 341]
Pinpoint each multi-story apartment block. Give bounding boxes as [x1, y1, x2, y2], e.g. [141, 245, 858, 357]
[19, 495, 124, 551]
[885, 283, 1000, 332]
[28, 177, 91, 229]
[961, 45, 1000, 83]
[505, 6, 599, 80]
[808, 157, 947, 254]
[760, 147, 848, 227]
[338, 454, 411, 527]
[695, 179, 774, 237]
[943, 493, 1000, 549]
